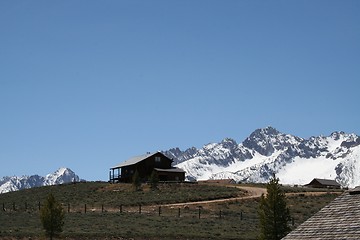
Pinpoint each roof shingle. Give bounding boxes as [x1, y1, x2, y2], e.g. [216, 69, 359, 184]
[283, 188, 360, 239]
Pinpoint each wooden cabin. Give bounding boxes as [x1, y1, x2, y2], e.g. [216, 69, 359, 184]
[304, 178, 341, 189]
[109, 152, 185, 183]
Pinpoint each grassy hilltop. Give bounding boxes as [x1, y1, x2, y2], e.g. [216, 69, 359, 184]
[0, 182, 341, 240]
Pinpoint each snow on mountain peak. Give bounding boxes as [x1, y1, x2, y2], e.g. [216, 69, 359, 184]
[166, 127, 360, 188]
[242, 127, 302, 157]
[0, 167, 80, 194]
[45, 167, 79, 185]
[330, 131, 346, 140]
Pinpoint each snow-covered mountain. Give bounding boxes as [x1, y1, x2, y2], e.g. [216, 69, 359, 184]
[0, 167, 80, 194]
[163, 127, 360, 188]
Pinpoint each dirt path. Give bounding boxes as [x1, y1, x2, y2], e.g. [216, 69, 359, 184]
[103, 186, 341, 213]
[157, 186, 341, 208]
[160, 185, 267, 208]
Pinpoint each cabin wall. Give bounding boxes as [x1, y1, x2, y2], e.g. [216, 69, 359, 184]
[157, 171, 185, 182]
[136, 152, 173, 181]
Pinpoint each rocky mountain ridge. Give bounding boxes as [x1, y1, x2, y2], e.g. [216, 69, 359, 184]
[0, 167, 80, 194]
[164, 127, 360, 188]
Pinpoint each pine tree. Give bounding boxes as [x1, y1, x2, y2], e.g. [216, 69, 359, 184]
[258, 174, 291, 240]
[39, 193, 65, 240]
[132, 170, 141, 191]
[149, 170, 159, 190]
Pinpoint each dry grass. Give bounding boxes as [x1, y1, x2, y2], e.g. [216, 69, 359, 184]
[0, 182, 340, 239]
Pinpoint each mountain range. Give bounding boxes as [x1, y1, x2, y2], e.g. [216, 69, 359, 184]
[0, 167, 80, 194]
[164, 127, 360, 188]
[2, 127, 359, 193]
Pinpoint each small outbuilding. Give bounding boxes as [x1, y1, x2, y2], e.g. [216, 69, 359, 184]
[109, 152, 185, 183]
[304, 178, 341, 189]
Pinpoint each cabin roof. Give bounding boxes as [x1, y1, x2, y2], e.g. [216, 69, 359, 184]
[111, 152, 170, 169]
[283, 187, 360, 239]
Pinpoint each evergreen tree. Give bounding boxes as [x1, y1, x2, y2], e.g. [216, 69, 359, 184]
[149, 170, 159, 190]
[40, 193, 65, 240]
[258, 174, 291, 240]
[132, 170, 141, 191]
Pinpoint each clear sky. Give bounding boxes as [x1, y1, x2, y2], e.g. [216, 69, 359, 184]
[1, 1, 359, 181]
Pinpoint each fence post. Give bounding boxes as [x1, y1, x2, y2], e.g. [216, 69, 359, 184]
[292, 217, 295, 226]
[102, 204, 104, 213]
[38, 202, 41, 211]
[12, 202, 15, 211]
[240, 211, 243, 220]
[198, 207, 201, 219]
[68, 203, 70, 213]
[219, 210, 222, 219]
[178, 208, 181, 218]
[159, 206, 161, 216]
[120, 205, 122, 213]
[2, 203, 5, 211]
[84, 204, 87, 213]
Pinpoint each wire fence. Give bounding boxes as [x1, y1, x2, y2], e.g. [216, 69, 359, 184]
[1, 201, 302, 231]
[1, 201, 252, 221]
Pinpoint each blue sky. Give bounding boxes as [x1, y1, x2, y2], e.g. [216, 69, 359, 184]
[1, 1, 359, 181]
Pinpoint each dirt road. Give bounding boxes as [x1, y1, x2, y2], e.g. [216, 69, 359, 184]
[160, 185, 267, 208]
[158, 186, 340, 208]
[103, 185, 341, 213]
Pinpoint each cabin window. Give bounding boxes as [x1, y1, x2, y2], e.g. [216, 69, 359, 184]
[155, 156, 161, 163]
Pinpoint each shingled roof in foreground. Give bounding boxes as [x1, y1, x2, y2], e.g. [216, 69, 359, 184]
[283, 187, 360, 239]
